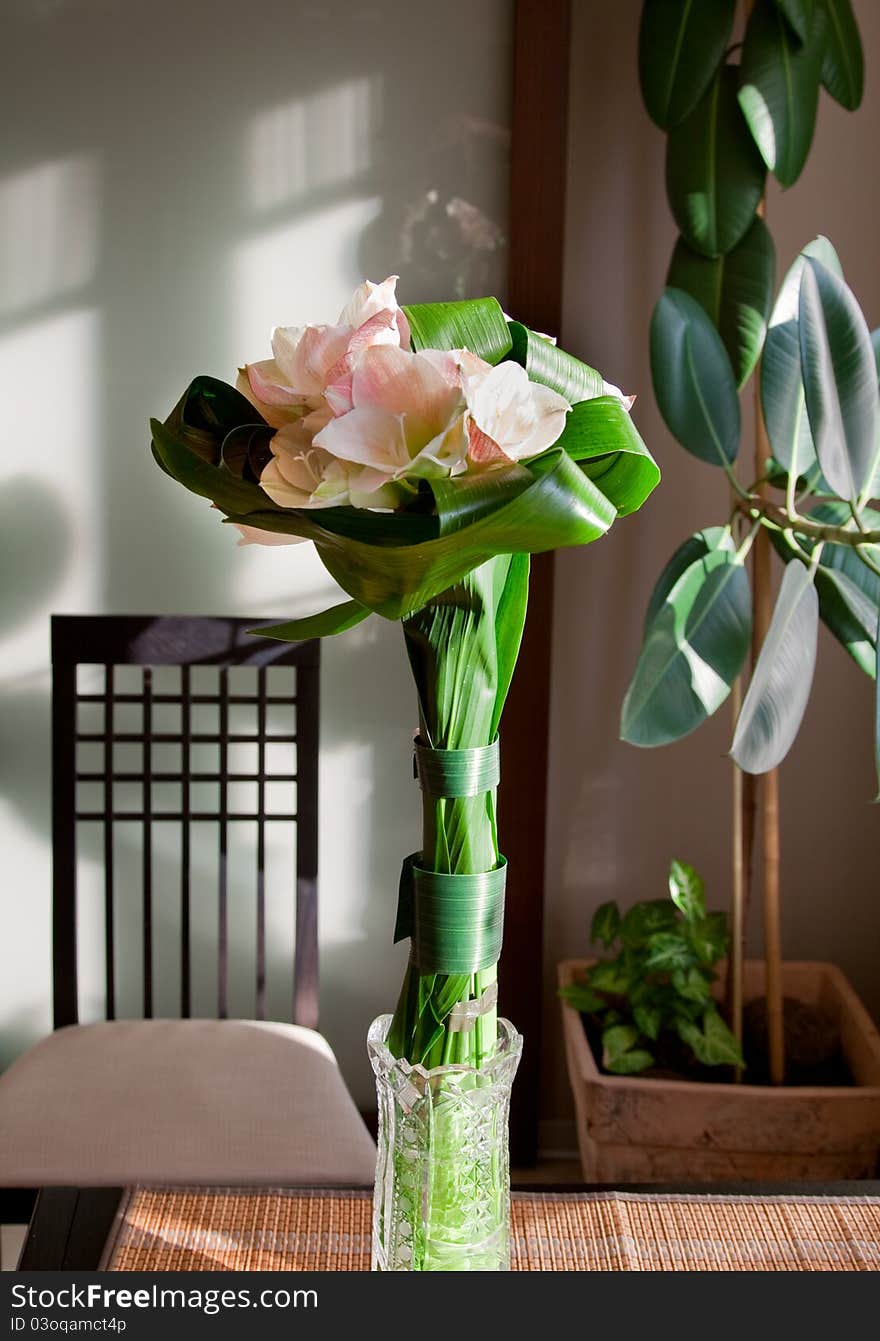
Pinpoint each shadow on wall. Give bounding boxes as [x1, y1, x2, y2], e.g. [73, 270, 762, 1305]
[0, 0, 513, 1099]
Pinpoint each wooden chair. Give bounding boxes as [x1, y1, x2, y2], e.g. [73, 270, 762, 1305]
[0, 616, 375, 1214]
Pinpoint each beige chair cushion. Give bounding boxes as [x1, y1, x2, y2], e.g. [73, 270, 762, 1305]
[0, 1019, 376, 1187]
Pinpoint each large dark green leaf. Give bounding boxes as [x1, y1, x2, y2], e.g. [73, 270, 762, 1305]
[667, 65, 766, 257]
[738, 0, 822, 187]
[797, 501, 880, 676]
[643, 526, 735, 631]
[731, 560, 819, 772]
[774, 0, 815, 43]
[253, 600, 372, 642]
[621, 548, 752, 746]
[651, 287, 740, 465]
[667, 218, 775, 387]
[558, 397, 661, 516]
[818, 0, 864, 110]
[638, 0, 737, 129]
[799, 258, 879, 504]
[507, 322, 603, 402]
[761, 236, 842, 478]
[403, 298, 512, 364]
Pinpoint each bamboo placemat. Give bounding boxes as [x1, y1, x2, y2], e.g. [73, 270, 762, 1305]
[101, 1187, 880, 1271]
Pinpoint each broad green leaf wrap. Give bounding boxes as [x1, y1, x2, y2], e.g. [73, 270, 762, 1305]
[404, 297, 512, 363]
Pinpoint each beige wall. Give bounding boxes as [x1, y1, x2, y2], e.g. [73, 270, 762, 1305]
[545, 0, 880, 1125]
[0, 0, 513, 1109]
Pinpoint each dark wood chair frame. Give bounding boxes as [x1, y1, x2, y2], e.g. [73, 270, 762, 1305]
[2, 614, 320, 1231]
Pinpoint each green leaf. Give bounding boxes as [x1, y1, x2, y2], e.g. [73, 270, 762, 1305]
[251, 600, 372, 642]
[507, 322, 603, 402]
[799, 258, 879, 505]
[645, 934, 695, 973]
[560, 982, 605, 1014]
[403, 297, 512, 364]
[643, 527, 735, 631]
[738, 0, 822, 187]
[606, 1049, 655, 1075]
[591, 901, 621, 948]
[633, 1003, 662, 1041]
[732, 560, 819, 773]
[151, 418, 281, 520]
[229, 448, 617, 620]
[638, 0, 737, 129]
[621, 548, 752, 747]
[620, 900, 679, 947]
[490, 552, 531, 739]
[559, 397, 661, 516]
[875, 634, 880, 800]
[651, 288, 741, 466]
[677, 1008, 744, 1066]
[667, 218, 776, 388]
[157, 365, 658, 622]
[602, 1024, 640, 1068]
[818, 0, 864, 110]
[775, 0, 815, 43]
[690, 911, 730, 964]
[815, 567, 878, 676]
[774, 501, 880, 677]
[668, 859, 705, 921]
[672, 966, 713, 1002]
[761, 236, 843, 479]
[588, 961, 631, 995]
[667, 65, 766, 257]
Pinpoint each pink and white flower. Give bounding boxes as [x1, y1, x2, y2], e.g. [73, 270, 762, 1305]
[457, 353, 570, 465]
[315, 345, 468, 483]
[239, 276, 411, 429]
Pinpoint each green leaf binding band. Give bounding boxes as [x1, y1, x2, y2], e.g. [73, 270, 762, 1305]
[413, 736, 500, 798]
[395, 855, 507, 974]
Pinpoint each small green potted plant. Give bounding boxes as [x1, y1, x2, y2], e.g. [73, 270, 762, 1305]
[562, 862, 741, 1081]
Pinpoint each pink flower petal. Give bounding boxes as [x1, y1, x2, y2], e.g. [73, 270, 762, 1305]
[466, 419, 512, 465]
[272, 323, 351, 396]
[315, 405, 410, 472]
[234, 523, 306, 547]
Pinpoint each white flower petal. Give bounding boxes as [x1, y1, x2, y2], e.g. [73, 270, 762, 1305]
[337, 275, 401, 329]
[315, 405, 410, 473]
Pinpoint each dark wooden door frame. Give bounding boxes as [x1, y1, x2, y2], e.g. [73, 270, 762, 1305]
[503, 0, 572, 1164]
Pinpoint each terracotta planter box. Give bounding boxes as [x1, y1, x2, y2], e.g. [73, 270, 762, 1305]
[559, 958, 880, 1182]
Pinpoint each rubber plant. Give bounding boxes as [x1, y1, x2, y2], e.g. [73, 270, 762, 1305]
[152, 278, 658, 1268]
[624, 0, 874, 1084]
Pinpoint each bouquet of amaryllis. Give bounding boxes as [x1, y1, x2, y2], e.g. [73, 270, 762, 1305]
[151, 276, 658, 1271]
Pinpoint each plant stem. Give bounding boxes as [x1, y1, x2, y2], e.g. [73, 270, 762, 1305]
[733, 495, 880, 547]
[386, 556, 520, 1070]
[751, 299, 785, 1087]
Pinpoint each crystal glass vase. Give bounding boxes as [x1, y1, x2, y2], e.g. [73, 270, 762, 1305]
[368, 1014, 522, 1271]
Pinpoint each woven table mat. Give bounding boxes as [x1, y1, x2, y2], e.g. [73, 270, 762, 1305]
[102, 1188, 880, 1271]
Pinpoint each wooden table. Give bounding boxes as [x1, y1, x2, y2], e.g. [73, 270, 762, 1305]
[18, 1183, 880, 1271]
